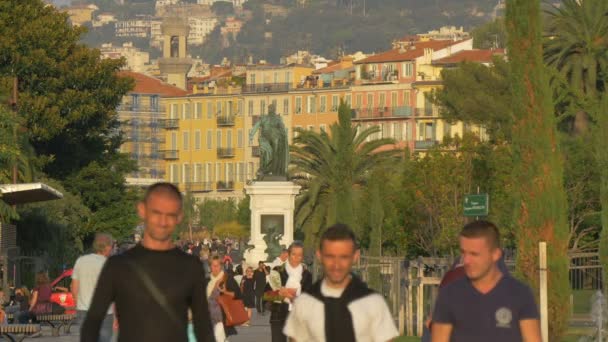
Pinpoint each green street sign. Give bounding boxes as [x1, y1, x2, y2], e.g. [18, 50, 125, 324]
[464, 193, 489, 217]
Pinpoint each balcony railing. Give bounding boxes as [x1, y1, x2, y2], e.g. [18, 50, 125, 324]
[185, 182, 213, 192]
[351, 106, 413, 120]
[216, 181, 235, 191]
[160, 119, 179, 129]
[360, 70, 399, 83]
[413, 107, 439, 117]
[161, 150, 179, 160]
[415, 140, 439, 150]
[217, 147, 235, 158]
[242, 83, 291, 94]
[117, 104, 166, 112]
[217, 115, 236, 126]
[252, 146, 260, 157]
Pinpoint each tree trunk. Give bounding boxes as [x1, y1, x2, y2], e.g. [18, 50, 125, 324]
[595, 95, 608, 295]
[506, 0, 571, 340]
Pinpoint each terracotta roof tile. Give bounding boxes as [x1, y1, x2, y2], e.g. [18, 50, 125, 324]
[433, 49, 505, 64]
[119, 71, 189, 96]
[355, 40, 467, 64]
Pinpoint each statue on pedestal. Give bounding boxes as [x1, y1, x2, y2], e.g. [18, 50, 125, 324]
[249, 104, 289, 181]
[263, 223, 285, 262]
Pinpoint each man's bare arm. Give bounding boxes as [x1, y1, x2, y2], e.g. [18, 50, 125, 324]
[520, 319, 542, 342]
[70, 279, 79, 306]
[431, 322, 453, 342]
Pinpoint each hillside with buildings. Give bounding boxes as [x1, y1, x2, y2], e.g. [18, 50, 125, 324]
[61, 0, 506, 65]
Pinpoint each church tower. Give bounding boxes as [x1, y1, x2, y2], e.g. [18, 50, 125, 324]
[158, 17, 192, 90]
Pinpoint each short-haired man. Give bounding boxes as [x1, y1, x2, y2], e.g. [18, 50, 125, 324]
[270, 249, 288, 269]
[81, 182, 214, 342]
[284, 224, 399, 342]
[72, 233, 114, 342]
[431, 220, 541, 342]
[270, 241, 312, 342]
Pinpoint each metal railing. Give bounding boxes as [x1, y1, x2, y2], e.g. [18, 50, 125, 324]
[160, 150, 179, 160]
[216, 181, 235, 191]
[217, 116, 236, 126]
[160, 119, 179, 129]
[415, 140, 439, 150]
[242, 83, 291, 93]
[352, 106, 413, 120]
[185, 182, 213, 192]
[217, 147, 235, 158]
[117, 104, 166, 112]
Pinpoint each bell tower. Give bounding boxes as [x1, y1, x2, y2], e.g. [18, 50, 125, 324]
[158, 17, 192, 90]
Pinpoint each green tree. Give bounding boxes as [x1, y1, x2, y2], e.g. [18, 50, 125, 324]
[366, 176, 383, 292]
[507, 0, 571, 338]
[198, 198, 238, 232]
[0, 0, 134, 179]
[64, 155, 139, 242]
[594, 95, 608, 294]
[290, 101, 399, 248]
[544, 0, 608, 133]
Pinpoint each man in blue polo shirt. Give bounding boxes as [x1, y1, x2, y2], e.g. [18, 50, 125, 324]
[431, 220, 541, 342]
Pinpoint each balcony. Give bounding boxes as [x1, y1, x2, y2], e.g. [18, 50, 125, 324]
[242, 83, 291, 94]
[160, 119, 179, 129]
[415, 140, 439, 150]
[185, 182, 213, 192]
[351, 106, 413, 120]
[161, 150, 179, 160]
[217, 147, 235, 158]
[360, 70, 399, 84]
[413, 107, 439, 117]
[217, 115, 236, 127]
[252, 146, 260, 157]
[216, 181, 235, 191]
[117, 104, 166, 113]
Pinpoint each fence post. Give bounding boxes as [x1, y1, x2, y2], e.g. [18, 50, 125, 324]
[539, 242, 548, 342]
[417, 260, 424, 336]
[407, 262, 413, 336]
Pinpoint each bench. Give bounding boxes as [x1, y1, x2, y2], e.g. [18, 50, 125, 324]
[0, 324, 41, 342]
[35, 313, 76, 337]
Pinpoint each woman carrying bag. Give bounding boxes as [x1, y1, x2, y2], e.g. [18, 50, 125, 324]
[208, 256, 242, 341]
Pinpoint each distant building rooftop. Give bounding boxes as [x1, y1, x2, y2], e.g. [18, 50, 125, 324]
[119, 71, 189, 96]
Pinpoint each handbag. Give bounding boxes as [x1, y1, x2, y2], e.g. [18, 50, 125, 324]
[216, 276, 248, 327]
[216, 294, 248, 327]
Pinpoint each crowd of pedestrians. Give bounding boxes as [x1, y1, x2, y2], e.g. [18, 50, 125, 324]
[31, 181, 541, 342]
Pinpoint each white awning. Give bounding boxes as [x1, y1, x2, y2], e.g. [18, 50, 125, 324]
[0, 183, 63, 205]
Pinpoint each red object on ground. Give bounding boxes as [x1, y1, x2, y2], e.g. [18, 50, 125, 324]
[50, 268, 75, 313]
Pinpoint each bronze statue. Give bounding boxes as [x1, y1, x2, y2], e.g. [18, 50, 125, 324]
[249, 104, 289, 180]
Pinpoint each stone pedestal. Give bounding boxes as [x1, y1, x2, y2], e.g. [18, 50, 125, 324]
[243, 181, 300, 266]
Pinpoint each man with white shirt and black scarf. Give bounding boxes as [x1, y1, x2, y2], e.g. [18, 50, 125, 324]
[269, 241, 312, 342]
[284, 224, 399, 342]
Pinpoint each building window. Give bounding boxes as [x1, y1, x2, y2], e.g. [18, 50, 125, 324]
[227, 163, 234, 182]
[320, 96, 326, 112]
[227, 130, 232, 149]
[345, 94, 351, 106]
[295, 97, 302, 114]
[286, 71, 291, 84]
[171, 164, 179, 183]
[206, 163, 212, 182]
[271, 99, 277, 112]
[216, 163, 222, 182]
[248, 162, 254, 180]
[355, 94, 362, 109]
[379, 93, 386, 108]
[260, 100, 266, 115]
[183, 163, 191, 183]
[331, 95, 339, 111]
[170, 104, 178, 119]
[391, 92, 398, 107]
[443, 122, 452, 139]
[273, 72, 279, 84]
[404, 90, 411, 106]
[238, 100, 243, 115]
[207, 129, 212, 149]
[238, 162, 245, 182]
[250, 74, 256, 85]
[194, 163, 202, 182]
[237, 129, 243, 148]
[207, 102, 213, 119]
[248, 100, 254, 116]
[183, 131, 189, 150]
[294, 125, 302, 138]
[171, 132, 177, 149]
[402, 62, 413, 77]
[217, 101, 223, 116]
[307, 96, 316, 114]
[405, 122, 412, 141]
[283, 98, 289, 115]
[216, 130, 222, 149]
[194, 130, 201, 150]
[195, 102, 202, 119]
[183, 103, 191, 119]
[367, 94, 374, 110]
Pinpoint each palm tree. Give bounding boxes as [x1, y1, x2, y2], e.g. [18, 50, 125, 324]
[544, 0, 608, 132]
[290, 101, 400, 248]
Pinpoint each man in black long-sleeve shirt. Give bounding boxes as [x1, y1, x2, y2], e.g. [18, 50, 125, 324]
[81, 183, 215, 342]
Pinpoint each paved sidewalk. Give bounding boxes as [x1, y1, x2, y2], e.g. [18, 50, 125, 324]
[23, 310, 271, 342]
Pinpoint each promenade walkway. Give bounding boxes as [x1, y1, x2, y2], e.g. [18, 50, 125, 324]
[27, 310, 271, 342]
